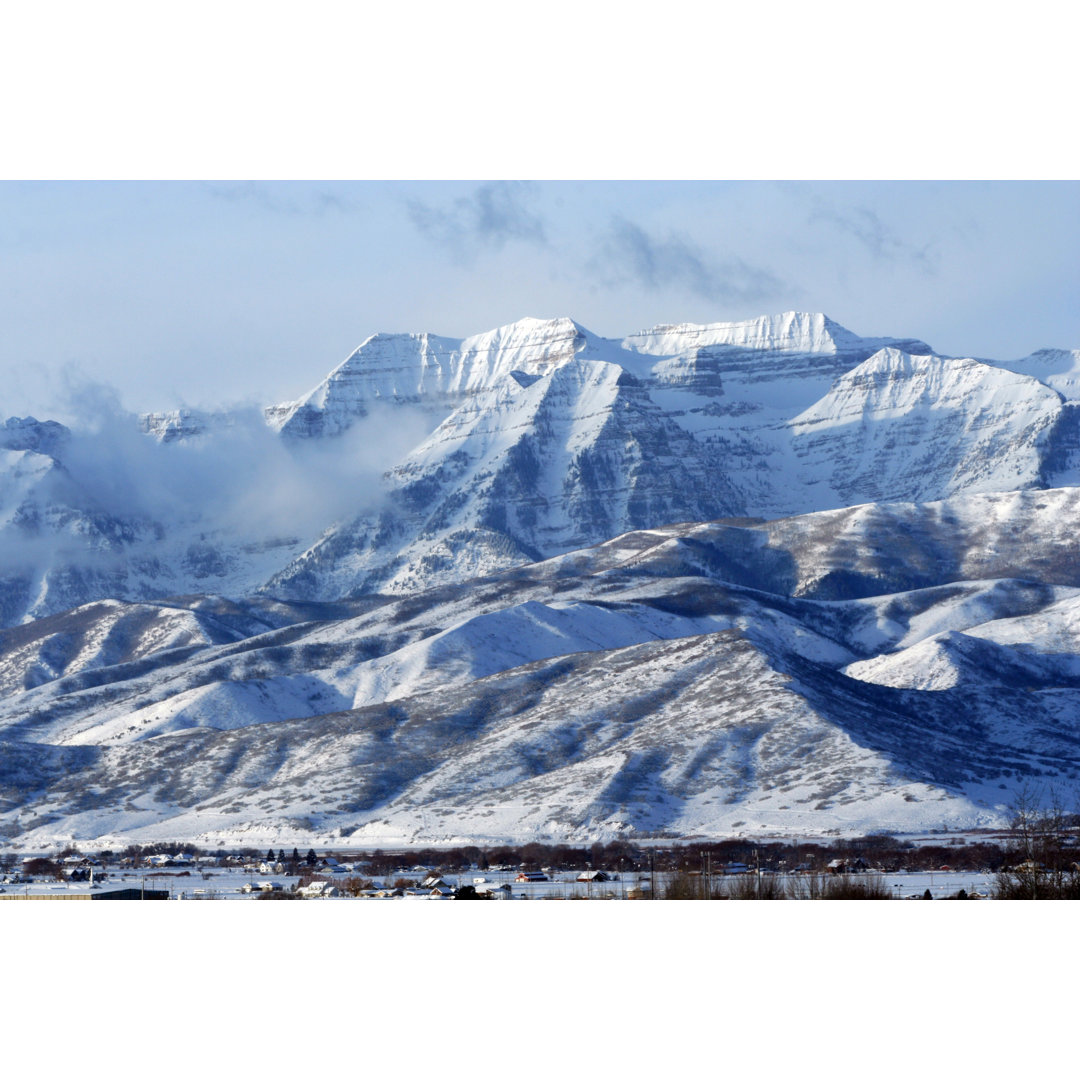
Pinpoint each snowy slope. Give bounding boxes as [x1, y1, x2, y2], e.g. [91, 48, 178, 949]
[2, 487, 1080, 844]
[786, 349, 1063, 507]
[1000, 348, 1080, 402]
[2, 620, 1074, 848]
[264, 357, 746, 598]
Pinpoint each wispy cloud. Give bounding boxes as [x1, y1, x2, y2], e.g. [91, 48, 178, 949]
[810, 201, 938, 273]
[206, 182, 361, 216]
[593, 216, 785, 302]
[407, 181, 547, 261]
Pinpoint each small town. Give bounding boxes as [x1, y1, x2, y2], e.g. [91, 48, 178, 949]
[2, 825, 1076, 899]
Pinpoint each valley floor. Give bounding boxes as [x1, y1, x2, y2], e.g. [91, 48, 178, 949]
[0, 863, 998, 900]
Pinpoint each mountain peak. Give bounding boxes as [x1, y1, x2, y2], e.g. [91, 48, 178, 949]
[624, 311, 850, 356]
[139, 408, 219, 443]
[458, 315, 589, 357]
[0, 415, 70, 457]
[622, 312, 932, 360]
[266, 316, 593, 439]
[488, 314, 587, 336]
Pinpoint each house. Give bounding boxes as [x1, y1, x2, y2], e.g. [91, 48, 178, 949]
[240, 880, 284, 894]
[402, 886, 453, 899]
[515, 871, 548, 882]
[828, 857, 870, 874]
[297, 881, 338, 898]
[421, 875, 451, 890]
[577, 870, 609, 883]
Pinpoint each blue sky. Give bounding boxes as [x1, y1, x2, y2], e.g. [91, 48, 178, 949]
[2, 180, 1077, 420]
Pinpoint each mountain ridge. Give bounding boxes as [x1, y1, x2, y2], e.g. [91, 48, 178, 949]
[1, 311, 1078, 845]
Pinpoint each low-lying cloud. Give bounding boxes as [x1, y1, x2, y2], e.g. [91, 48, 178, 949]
[0, 371, 433, 584]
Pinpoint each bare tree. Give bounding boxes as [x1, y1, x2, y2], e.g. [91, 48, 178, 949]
[995, 783, 1080, 899]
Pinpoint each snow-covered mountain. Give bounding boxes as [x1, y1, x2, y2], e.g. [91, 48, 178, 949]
[1, 311, 1078, 846]
[255, 312, 1074, 599]
[6, 310, 1065, 622]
